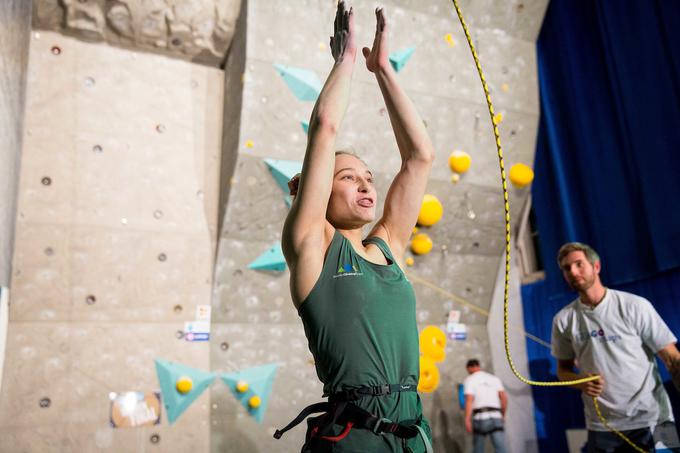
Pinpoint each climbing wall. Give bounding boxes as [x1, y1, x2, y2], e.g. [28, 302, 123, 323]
[0, 31, 224, 450]
[212, 0, 547, 452]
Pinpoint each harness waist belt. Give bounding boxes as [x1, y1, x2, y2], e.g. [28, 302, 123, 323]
[472, 406, 501, 415]
[324, 383, 417, 402]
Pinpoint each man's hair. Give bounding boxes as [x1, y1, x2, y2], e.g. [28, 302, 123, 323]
[557, 242, 600, 266]
[466, 359, 480, 368]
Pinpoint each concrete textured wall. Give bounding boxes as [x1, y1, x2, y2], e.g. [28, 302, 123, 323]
[0, 0, 33, 408]
[32, 0, 242, 67]
[0, 0, 32, 288]
[211, 0, 547, 452]
[0, 31, 224, 450]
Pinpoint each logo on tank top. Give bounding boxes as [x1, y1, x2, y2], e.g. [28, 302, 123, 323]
[333, 263, 363, 279]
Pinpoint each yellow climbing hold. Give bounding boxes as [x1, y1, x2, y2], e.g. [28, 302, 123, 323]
[501, 83, 509, 92]
[509, 163, 534, 188]
[236, 380, 249, 393]
[405, 257, 415, 266]
[451, 173, 460, 184]
[417, 194, 443, 227]
[417, 356, 440, 393]
[445, 33, 456, 47]
[448, 150, 471, 174]
[412, 227, 419, 234]
[493, 113, 504, 125]
[245, 139, 254, 149]
[411, 233, 433, 255]
[419, 325, 447, 362]
[248, 395, 262, 409]
[175, 376, 193, 394]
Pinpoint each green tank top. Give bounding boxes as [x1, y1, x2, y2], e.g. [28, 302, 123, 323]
[298, 230, 425, 426]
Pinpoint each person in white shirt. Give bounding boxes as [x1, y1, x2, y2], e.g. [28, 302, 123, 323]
[552, 242, 680, 452]
[463, 359, 508, 453]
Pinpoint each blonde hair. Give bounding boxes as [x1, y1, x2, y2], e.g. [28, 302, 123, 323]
[334, 149, 368, 167]
[557, 242, 600, 265]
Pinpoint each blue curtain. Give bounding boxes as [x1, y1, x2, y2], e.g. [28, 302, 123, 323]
[525, 1, 680, 451]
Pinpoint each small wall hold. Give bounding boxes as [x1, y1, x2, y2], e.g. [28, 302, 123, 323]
[405, 257, 414, 267]
[39, 397, 51, 408]
[51, 46, 61, 55]
[248, 395, 261, 409]
[509, 163, 534, 188]
[92, 144, 102, 153]
[153, 210, 163, 219]
[411, 233, 433, 255]
[150, 433, 160, 444]
[41, 177, 52, 186]
[158, 253, 167, 262]
[86, 295, 96, 305]
[44, 247, 54, 256]
[389, 47, 415, 73]
[248, 243, 286, 272]
[417, 194, 443, 227]
[173, 304, 182, 314]
[236, 380, 249, 393]
[175, 376, 193, 394]
[273, 64, 322, 101]
[84, 77, 95, 87]
[448, 150, 471, 174]
[220, 342, 229, 351]
[444, 33, 455, 47]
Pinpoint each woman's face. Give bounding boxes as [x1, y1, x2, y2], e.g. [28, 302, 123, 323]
[327, 154, 378, 228]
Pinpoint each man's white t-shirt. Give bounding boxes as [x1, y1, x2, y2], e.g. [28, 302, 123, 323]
[463, 370, 504, 420]
[551, 289, 677, 431]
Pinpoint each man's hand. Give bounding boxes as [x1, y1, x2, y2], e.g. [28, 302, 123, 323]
[330, 1, 356, 63]
[580, 373, 605, 398]
[465, 417, 472, 434]
[361, 7, 390, 73]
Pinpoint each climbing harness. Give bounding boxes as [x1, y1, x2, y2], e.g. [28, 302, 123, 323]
[449, 0, 647, 450]
[274, 384, 433, 452]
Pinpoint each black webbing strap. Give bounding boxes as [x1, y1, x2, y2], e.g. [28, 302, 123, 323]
[325, 383, 418, 402]
[273, 402, 332, 439]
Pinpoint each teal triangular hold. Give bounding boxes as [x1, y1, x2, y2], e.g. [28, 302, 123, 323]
[273, 64, 322, 101]
[154, 359, 216, 424]
[389, 47, 416, 73]
[301, 120, 309, 134]
[248, 243, 286, 272]
[264, 158, 303, 208]
[221, 363, 278, 423]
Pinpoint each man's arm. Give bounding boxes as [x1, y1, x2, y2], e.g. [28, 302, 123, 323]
[464, 394, 474, 433]
[657, 343, 680, 392]
[557, 358, 605, 397]
[498, 390, 508, 419]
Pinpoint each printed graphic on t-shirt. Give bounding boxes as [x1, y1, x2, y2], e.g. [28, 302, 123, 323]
[333, 263, 363, 278]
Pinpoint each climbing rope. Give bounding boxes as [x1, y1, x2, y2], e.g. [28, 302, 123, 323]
[449, 1, 646, 451]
